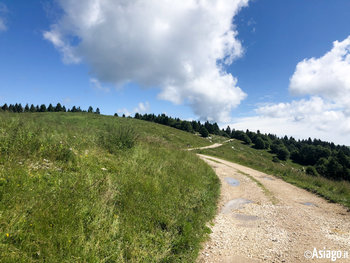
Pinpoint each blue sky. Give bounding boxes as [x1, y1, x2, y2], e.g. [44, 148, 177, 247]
[0, 0, 350, 145]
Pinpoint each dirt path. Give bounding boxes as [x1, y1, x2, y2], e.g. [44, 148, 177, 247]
[197, 154, 350, 263]
[187, 140, 233, 151]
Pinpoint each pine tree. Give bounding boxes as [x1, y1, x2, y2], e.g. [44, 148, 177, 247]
[2, 103, 8, 111]
[88, 106, 93, 113]
[55, 103, 63, 112]
[95, 108, 100, 114]
[30, 104, 36, 112]
[47, 103, 54, 112]
[24, 104, 30, 112]
[40, 104, 47, 112]
[18, 103, 23, 113]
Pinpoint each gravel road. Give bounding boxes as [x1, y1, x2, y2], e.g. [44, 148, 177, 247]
[197, 154, 350, 263]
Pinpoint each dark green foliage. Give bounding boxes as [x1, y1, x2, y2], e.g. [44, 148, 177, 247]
[199, 126, 209, 138]
[134, 113, 222, 137]
[306, 166, 319, 176]
[272, 156, 279, 163]
[327, 157, 344, 180]
[254, 137, 266, 149]
[24, 104, 30, 112]
[88, 106, 93, 113]
[55, 103, 63, 112]
[277, 146, 290, 161]
[30, 104, 36, 112]
[95, 108, 100, 114]
[1, 103, 95, 114]
[40, 104, 47, 112]
[231, 130, 251, 145]
[181, 121, 193, 133]
[47, 103, 54, 112]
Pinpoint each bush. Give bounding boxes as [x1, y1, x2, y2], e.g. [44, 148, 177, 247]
[277, 146, 290, 161]
[306, 166, 319, 176]
[99, 125, 138, 153]
[254, 137, 265, 149]
[199, 126, 209, 138]
[272, 156, 279, 163]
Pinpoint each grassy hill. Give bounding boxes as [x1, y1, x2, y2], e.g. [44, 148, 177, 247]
[0, 112, 219, 262]
[196, 139, 350, 209]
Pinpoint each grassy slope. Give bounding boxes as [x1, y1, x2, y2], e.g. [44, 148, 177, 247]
[196, 139, 350, 209]
[0, 113, 219, 263]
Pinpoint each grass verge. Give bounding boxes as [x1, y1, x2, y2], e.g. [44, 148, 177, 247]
[196, 140, 350, 209]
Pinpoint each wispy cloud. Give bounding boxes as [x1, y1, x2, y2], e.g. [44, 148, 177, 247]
[118, 102, 150, 117]
[90, 78, 110, 93]
[0, 3, 8, 32]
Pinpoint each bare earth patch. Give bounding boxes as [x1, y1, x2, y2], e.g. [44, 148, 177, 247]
[197, 154, 350, 263]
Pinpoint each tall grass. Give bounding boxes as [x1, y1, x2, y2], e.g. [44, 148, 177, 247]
[0, 113, 219, 262]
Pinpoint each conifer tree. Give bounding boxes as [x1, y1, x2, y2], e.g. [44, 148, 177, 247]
[40, 104, 47, 112]
[30, 104, 36, 112]
[55, 103, 63, 112]
[47, 103, 54, 112]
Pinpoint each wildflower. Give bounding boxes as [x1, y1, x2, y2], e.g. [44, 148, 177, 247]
[6, 233, 9, 237]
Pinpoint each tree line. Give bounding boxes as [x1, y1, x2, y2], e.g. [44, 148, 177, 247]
[223, 128, 350, 182]
[133, 113, 225, 138]
[131, 112, 350, 182]
[0, 103, 100, 114]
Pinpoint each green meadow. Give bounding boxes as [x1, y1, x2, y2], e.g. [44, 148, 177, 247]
[0, 112, 219, 262]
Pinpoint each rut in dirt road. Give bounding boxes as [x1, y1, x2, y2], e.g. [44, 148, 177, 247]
[197, 154, 350, 263]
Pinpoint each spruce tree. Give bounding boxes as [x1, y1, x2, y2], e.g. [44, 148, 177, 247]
[30, 104, 36, 112]
[47, 103, 54, 112]
[40, 104, 47, 112]
[2, 103, 8, 111]
[55, 103, 63, 112]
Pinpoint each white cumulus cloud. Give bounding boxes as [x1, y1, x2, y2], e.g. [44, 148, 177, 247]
[231, 36, 350, 145]
[290, 35, 350, 107]
[44, 0, 249, 122]
[231, 97, 350, 145]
